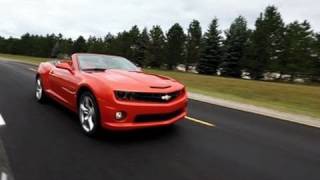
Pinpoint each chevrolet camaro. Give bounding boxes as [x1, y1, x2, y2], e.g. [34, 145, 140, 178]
[35, 53, 188, 135]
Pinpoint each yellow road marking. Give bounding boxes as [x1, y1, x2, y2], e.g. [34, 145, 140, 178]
[186, 116, 215, 127]
[29, 68, 37, 72]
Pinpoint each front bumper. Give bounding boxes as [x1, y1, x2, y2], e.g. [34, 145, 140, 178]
[98, 94, 188, 130]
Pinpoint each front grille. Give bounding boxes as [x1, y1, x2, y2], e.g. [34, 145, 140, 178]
[135, 109, 184, 123]
[131, 90, 182, 103]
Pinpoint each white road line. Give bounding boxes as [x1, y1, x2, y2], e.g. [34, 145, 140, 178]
[1, 172, 7, 180]
[28, 68, 37, 72]
[186, 116, 215, 127]
[0, 114, 5, 126]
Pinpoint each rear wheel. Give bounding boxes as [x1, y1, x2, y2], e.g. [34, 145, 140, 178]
[35, 77, 46, 103]
[78, 92, 100, 136]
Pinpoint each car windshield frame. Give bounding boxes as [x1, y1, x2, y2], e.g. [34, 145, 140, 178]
[77, 54, 139, 72]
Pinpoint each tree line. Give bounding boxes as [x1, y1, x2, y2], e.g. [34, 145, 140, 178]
[0, 5, 319, 81]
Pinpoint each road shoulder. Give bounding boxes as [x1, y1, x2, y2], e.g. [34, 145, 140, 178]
[189, 92, 320, 128]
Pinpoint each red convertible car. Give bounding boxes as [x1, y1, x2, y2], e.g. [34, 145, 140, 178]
[36, 53, 187, 135]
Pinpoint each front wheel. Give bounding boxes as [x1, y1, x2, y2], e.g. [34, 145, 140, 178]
[35, 77, 46, 103]
[78, 92, 100, 136]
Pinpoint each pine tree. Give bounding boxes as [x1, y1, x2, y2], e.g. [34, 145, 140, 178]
[128, 25, 141, 63]
[135, 28, 150, 67]
[72, 36, 87, 53]
[221, 16, 250, 77]
[51, 41, 61, 58]
[87, 36, 105, 54]
[246, 6, 285, 79]
[44, 34, 59, 57]
[104, 33, 115, 54]
[314, 33, 320, 79]
[0, 36, 5, 53]
[19, 33, 33, 55]
[186, 20, 202, 71]
[60, 38, 73, 57]
[282, 21, 315, 80]
[197, 18, 222, 75]
[108, 31, 131, 57]
[148, 25, 166, 68]
[166, 23, 186, 70]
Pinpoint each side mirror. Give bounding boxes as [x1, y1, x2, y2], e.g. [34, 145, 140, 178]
[56, 62, 73, 73]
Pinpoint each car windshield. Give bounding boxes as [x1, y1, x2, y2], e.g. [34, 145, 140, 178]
[77, 54, 139, 71]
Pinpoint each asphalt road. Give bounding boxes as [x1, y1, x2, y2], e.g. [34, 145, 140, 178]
[0, 60, 320, 180]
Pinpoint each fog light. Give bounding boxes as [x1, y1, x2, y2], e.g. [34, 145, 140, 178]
[115, 111, 126, 120]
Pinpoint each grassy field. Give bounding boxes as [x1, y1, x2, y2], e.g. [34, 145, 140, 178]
[0, 53, 47, 65]
[1, 53, 320, 118]
[146, 70, 320, 118]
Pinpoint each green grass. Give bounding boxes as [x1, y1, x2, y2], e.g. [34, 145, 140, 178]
[145, 69, 320, 118]
[0, 53, 47, 65]
[1, 53, 320, 118]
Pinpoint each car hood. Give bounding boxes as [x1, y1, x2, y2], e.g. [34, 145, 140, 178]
[86, 69, 183, 92]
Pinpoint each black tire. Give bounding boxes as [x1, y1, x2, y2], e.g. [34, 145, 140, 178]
[35, 77, 47, 103]
[78, 91, 100, 136]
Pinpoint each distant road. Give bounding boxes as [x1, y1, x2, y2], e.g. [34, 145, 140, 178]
[0, 60, 320, 180]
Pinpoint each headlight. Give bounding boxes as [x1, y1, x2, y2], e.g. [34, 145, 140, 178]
[114, 91, 135, 100]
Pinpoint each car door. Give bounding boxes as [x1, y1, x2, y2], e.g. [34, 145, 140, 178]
[49, 61, 78, 108]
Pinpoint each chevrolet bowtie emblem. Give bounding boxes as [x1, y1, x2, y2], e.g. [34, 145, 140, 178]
[161, 94, 172, 101]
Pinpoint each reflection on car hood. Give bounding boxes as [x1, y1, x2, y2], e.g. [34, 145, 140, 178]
[87, 69, 182, 92]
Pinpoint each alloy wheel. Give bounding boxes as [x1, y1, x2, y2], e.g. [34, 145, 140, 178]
[36, 79, 43, 100]
[79, 95, 96, 133]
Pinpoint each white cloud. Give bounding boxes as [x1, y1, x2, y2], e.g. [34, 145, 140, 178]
[0, 0, 319, 39]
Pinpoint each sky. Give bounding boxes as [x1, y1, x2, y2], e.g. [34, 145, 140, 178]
[0, 0, 319, 39]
